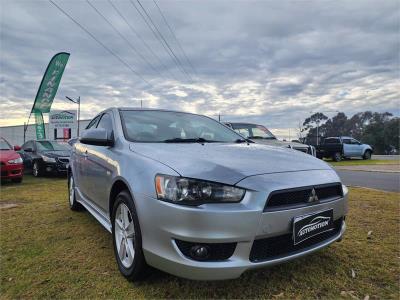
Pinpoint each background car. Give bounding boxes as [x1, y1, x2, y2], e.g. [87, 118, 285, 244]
[19, 140, 71, 176]
[0, 137, 23, 183]
[225, 122, 316, 156]
[67, 137, 79, 147]
[315, 136, 373, 161]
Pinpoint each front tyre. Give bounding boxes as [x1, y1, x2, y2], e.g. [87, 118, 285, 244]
[363, 150, 372, 160]
[112, 190, 149, 281]
[68, 173, 83, 211]
[332, 152, 342, 162]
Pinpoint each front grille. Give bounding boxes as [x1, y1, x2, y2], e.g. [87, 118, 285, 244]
[57, 157, 69, 164]
[175, 240, 236, 261]
[249, 218, 343, 262]
[265, 183, 343, 211]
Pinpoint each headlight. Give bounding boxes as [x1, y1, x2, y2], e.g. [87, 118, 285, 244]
[155, 175, 245, 206]
[8, 157, 23, 164]
[41, 155, 56, 163]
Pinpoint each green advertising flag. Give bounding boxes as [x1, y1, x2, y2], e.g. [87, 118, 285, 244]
[34, 111, 46, 139]
[31, 52, 70, 114]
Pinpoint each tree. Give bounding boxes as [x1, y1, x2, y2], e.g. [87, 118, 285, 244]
[302, 113, 328, 144]
[302, 111, 398, 154]
[323, 112, 348, 137]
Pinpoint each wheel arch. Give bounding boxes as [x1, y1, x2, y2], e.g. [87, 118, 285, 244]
[109, 177, 135, 219]
[363, 147, 373, 155]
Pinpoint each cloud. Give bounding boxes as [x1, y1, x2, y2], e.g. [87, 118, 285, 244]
[0, 0, 399, 139]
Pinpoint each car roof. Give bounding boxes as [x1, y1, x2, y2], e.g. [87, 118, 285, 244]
[325, 136, 353, 139]
[225, 122, 262, 126]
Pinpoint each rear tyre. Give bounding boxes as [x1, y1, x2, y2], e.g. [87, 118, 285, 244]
[68, 173, 83, 211]
[332, 152, 342, 162]
[363, 150, 372, 160]
[11, 177, 23, 183]
[112, 190, 149, 281]
[32, 161, 41, 177]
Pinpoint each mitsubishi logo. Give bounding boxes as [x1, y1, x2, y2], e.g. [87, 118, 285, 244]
[307, 188, 319, 203]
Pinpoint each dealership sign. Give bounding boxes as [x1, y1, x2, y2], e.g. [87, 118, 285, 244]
[49, 110, 77, 140]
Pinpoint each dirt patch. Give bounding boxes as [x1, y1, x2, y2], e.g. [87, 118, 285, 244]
[0, 203, 20, 210]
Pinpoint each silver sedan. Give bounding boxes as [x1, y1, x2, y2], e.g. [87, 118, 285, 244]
[68, 108, 347, 281]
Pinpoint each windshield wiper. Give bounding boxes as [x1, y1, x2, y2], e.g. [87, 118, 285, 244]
[235, 138, 253, 144]
[251, 136, 276, 140]
[163, 138, 219, 143]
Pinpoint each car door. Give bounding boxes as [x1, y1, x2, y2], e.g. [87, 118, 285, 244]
[342, 138, 354, 157]
[82, 112, 115, 212]
[74, 115, 101, 200]
[350, 139, 363, 156]
[20, 141, 35, 169]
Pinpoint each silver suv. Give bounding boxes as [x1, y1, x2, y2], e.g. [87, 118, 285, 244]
[68, 108, 348, 281]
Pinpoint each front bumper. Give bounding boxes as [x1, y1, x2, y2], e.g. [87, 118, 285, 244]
[42, 161, 68, 174]
[136, 170, 348, 280]
[0, 163, 23, 179]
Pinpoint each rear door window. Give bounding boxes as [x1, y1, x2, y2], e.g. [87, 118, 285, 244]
[342, 139, 351, 144]
[325, 138, 340, 144]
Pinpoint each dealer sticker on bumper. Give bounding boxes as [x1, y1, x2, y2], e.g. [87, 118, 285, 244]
[293, 209, 334, 245]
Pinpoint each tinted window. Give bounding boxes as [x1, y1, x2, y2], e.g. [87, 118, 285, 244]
[351, 139, 360, 144]
[120, 110, 242, 143]
[342, 139, 351, 144]
[97, 113, 113, 131]
[325, 138, 340, 144]
[22, 141, 33, 150]
[231, 124, 276, 140]
[36, 141, 70, 151]
[86, 115, 101, 129]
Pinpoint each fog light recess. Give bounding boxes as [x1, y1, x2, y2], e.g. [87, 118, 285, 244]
[175, 239, 236, 262]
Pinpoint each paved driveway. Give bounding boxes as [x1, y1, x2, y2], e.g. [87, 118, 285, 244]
[373, 155, 400, 160]
[336, 170, 400, 192]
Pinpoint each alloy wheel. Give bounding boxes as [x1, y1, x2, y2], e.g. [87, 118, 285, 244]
[114, 203, 136, 268]
[33, 162, 38, 176]
[69, 176, 75, 206]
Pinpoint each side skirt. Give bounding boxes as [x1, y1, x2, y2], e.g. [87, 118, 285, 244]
[75, 187, 112, 233]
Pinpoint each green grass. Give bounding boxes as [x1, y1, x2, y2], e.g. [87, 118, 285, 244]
[1, 175, 399, 299]
[327, 159, 399, 166]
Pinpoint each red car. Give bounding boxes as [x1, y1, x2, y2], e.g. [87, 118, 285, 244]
[0, 137, 24, 183]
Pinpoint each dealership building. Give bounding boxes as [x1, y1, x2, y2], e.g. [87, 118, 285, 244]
[0, 119, 90, 146]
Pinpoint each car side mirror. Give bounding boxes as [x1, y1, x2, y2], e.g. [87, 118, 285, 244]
[13, 145, 21, 151]
[80, 128, 114, 146]
[24, 147, 33, 152]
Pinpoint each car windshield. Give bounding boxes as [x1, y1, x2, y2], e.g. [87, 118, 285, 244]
[36, 141, 70, 151]
[120, 110, 243, 143]
[0, 139, 12, 150]
[231, 124, 276, 140]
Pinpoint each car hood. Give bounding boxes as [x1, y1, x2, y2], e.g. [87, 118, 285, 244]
[252, 139, 309, 149]
[129, 143, 331, 185]
[40, 150, 71, 158]
[0, 150, 20, 161]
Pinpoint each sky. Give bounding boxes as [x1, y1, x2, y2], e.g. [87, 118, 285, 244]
[0, 0, 399, 139]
